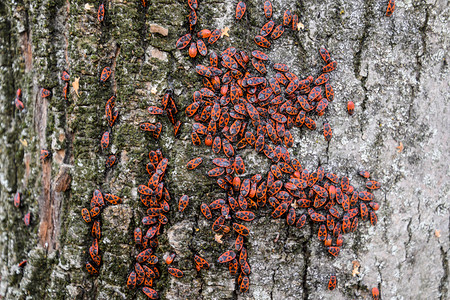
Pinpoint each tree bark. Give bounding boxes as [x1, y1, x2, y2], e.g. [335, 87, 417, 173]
[0, 0, 448, 299]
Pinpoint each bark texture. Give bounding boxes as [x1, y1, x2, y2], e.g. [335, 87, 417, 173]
[0, 0, 449, 299]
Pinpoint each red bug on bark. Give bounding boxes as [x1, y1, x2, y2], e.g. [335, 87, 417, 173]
[208, 29, 221, 44]
[86, 262, 99, 275]
[41, 88, 52, 98]
[24, 212, 31, 226]
[176, 33, 192, 50]
[61, 70, 70, 82]
[263, 1, 273, 18]
[105, 155, 116, 168]
[347, 101, 355, 115]
[178, 195, 189, 212]
[271, 24, 285, 40]
[254, 35, 271, 48]
[217, 250, 236, 263]
[168, 267, 184, 278]
[14, 192, 21, 208]
[328, 274, 337, 290]
[100, 67, 111, 82]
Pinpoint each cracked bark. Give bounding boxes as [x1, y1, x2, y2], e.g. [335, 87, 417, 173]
[0, 0, 449, 300]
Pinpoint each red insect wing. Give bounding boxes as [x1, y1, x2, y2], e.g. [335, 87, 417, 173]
[61, 70, 70, 82]
[286, 206, 296, 225]
[86, 262, 99, 275]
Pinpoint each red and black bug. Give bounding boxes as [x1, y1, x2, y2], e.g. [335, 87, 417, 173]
[168, 267, 184, 278]
[24, 212, 31, 226]
[235, 1, 246, 20]
[208, 29, 222, 44]
[41, 88, 52, 98]
[18, 260, 27, 268]
[359, 170, 370, 178]
[194, 254, 210, 270]
[200, 203, 212, 219]
[105, 155, 116, 168]
[188, 42, 198, 58]
[197, 39, 208, 56]
[186, 157, 203, 170]
[270, 24, 284, 40]
[263, 0, 273, 18]
[217, 250, 236, 263]
[371, 287, 380, 300]
[81, 208, 91, 223]
[283, 10, 293, 26]
[260, 20, 275, 37]
[86, 262, 99, 275]
[100, 67, 111, 82]
[328, 274, 337, 290]
[61, 70, 70, 82]
[322, 61, 337, 73]
[14, 192, 21, 208]
[142, 287, 158, 299]
[98, 3, 105, 22]
[178, 195, 189, 212]
[101, 131, 110, 150]
[165, 252, 176, 265]
[240, 275, 250, 292]
[366, 180, 381, 190]
[188, 0, 198, 10]
[386, 0, 395, 17]
[347, 101, 355, 115]
[15, 97, 24, 111]
[176, 33, 192, 50]
[104, 193, 122, 205]
[327, 246, 340, 257]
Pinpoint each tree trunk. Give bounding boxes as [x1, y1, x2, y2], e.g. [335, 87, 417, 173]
[0, 0, 448, 299]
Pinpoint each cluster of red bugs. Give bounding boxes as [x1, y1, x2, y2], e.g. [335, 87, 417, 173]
[175, 0, 222, 57]
[238, 1, 301, 47]
[82, 189, 122, 275]
[173, 0, 383, 297]
[82, 7, 121, 275]
[140, 90, 181, 138]
[125, 150, 182, 299]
